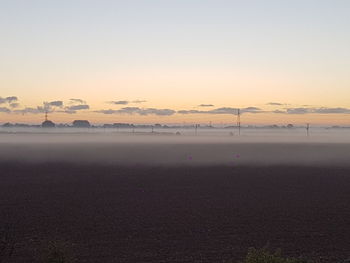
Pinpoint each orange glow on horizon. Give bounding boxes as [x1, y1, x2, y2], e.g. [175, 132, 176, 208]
[1, 111, 349, 126]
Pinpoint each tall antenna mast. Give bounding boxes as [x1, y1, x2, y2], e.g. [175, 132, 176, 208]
[237, 108, 241, 136]
[45, 110, 48, 121]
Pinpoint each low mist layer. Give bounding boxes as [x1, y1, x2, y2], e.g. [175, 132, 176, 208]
[0, 132, 350, 166]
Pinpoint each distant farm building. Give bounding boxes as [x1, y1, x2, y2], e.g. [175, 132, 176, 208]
[41, 112, 55, 128]
[73, 120, 91, 128]
[113, 123, 135, 128]
[42, 120, 55, 128]
[3, 122, 12, 128]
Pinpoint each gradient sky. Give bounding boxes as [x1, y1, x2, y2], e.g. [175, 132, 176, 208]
[1, 0, 350, 125]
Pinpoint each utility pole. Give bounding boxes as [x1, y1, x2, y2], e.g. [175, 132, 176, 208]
[195, 124, 199, 135]
[237, 108, 241, 136]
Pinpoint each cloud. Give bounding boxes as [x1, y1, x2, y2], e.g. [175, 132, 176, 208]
[69, 98, 86, 104]
[42, 101, 64, 112]
[13, 107, 43, 114]
[272, 110, 286, 114]
[8, 99, 89, 115]
[95, 105, 350, 117]
[267, 102, 284, 106]
[49, 101, 63, 107]
[178, 107, 263, 115]
[58, 110, 77, 114]
[65, 105, 90, 111]
[109, 100, 129, 105]
[60, 99, 89, 113]
[117, 107, 148, 114]
[0, 107, 11, 113]
[9, 103, 20, 108]
[108, 100, 147, 105]
[209, 107, 238, 114]
[95, 107, 175, 116]
[212, 107, 263, 114]
[241, 107, 263, 113]
[138, 108, 175, 116]
[198, 104, 214, 107]
[0, 96, 18, 104]
[281, 107, 350, 115]
[6, 96, 18, 103]
[177, 110, 206, 114]
[94, 109, 117, 115]
[285, 108, 310, 114]
[3, 94, 350, 119]
[314, 107, 350, 114]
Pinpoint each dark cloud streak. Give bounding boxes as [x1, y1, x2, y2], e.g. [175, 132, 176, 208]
[108, 100, 147, 105]
[70, 98, 86, 104]
[267, 102, 284, 106]
[95, 107, 175, 116]
[198, 104, 214, 107]
[277, 107, 350, 114]
[178, 107, 264, 115]
[49, 101, 63, 107]
[0, 107, 11, 113]
[0, 96, 18, 104]
[9, 103, 20, 108]
[65, 105, 90, 111]
[109, 100, 129, 105]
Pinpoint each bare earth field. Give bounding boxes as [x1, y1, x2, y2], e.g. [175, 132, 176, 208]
[1, 163, 350, 262]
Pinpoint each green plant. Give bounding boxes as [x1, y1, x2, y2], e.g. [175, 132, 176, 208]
[240, 247, 310, 263]
[41, 241, 75, 263]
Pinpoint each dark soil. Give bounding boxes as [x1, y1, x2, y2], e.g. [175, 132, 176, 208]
[1, 163, 350, 262]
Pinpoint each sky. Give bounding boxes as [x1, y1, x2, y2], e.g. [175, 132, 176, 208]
[1, 0, 350, 125]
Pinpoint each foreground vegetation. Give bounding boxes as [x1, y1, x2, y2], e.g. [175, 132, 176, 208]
[237, 247, 311, 263]
[0, 231, 319, 263]
[0, 220, 345, 263]
[38, 245, 314, 263]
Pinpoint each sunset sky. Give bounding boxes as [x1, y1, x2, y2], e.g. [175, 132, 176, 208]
[1, 0, 350, 125]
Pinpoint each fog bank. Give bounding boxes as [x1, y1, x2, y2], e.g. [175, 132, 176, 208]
[0, 132, 350, 166]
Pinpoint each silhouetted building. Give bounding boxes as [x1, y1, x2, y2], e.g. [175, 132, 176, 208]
[2, 122, 12, 128]
[113, 123, 134, 128]
[41, 111, 55, 128]
[73, 120, 91, 128]
[42, 120, 55, 128]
